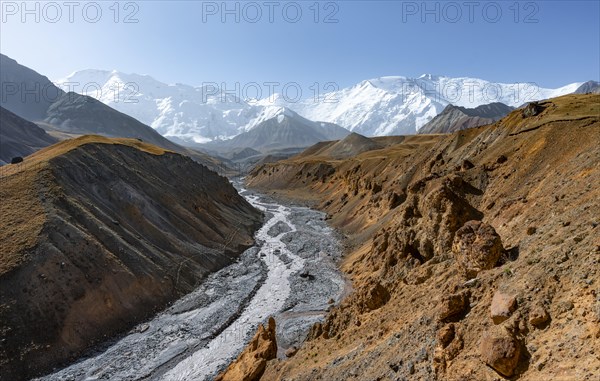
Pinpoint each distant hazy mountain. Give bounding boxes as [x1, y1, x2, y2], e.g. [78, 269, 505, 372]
[0, 54, 64, 121]
[42, 91, 181, 151]
[573, 80, 600, 94]
[0, 54, 185, 153]
[204, 108, 349, 152]
[419, 102, 514, 134]
[0, 106, 57, 164]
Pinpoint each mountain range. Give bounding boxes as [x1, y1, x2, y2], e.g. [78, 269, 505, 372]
[0, 54, 222, 170]
[57, 70, 585, 141]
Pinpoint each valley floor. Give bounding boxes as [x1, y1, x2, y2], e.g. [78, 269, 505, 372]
[35, 186, 346, 381]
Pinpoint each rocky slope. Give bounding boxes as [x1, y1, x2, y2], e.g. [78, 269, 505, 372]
[245, 94, 600, 380]
[419, 103, 514, 134]
[0, 106, 57, 164]
[0, 54, 61, 121]
[574, 80, 600, 94]
[42, 92, 183, 151]
[0, 136, 263, 380]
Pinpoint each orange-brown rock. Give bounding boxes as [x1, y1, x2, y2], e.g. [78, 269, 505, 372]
[437, 324, 456, 348]
[453, 220, 504, 279]
[528, 305, 550, 328]
[490, 291, 518, 324]
[480, 326, 522, 377]
[439, 291, 470, 322]
[215, 317, 277, 381]
[360, 282, 390, 312]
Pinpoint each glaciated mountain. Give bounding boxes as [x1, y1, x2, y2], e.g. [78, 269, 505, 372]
[57, 70, 583, 139]
[56, 70, 283, 144]
[258, 75, 582, 135]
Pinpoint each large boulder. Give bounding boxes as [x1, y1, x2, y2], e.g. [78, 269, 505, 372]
[529, 305, 550, 328]
[452, 221, 504, 279]
[215, 317, 278, 381]
[522, 102, 545, 118]
[480, 326, 521, 377]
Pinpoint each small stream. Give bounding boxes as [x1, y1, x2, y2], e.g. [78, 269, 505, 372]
[37, 184, 346, 381]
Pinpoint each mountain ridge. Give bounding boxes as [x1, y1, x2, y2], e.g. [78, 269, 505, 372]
[419, 102, 515, 134]
[0, 54, 225, 170]
[57, 69, 584, 141]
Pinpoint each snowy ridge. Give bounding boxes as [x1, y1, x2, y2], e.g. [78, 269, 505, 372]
[258, 75, 583, 135]
[56, 71, 583, 142]
[56, 70, 281, 143]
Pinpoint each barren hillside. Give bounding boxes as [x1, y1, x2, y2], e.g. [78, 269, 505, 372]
[0, 136, 263, 380]
[243, 94, 600, 381]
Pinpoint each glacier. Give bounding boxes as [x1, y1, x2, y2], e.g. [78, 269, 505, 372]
[56, 71, 582, 142]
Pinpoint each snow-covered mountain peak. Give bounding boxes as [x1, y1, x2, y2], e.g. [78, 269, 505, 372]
[418, 73, 443, 81]
[55, 69, 584, 143]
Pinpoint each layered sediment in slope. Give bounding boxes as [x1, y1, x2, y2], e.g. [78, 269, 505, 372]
[245, 94, 600, 380]
[0, 136, 263, 380]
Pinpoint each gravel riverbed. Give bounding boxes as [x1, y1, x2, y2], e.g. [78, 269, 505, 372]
[36, 184, 346, 381]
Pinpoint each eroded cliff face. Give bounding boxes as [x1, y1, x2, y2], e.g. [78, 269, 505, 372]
[0, 136, 263, 380]
[246, 94, 600, 380]
[215, 317, 278, 381]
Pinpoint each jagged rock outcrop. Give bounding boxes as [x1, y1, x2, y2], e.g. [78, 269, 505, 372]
[215, 317, 277, 381]
[528, 305, 550, 328]
[438, 291, 470, 322]
[490, 291, 518, 324]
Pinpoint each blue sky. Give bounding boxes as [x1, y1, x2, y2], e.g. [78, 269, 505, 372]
[1, 1, 598, 90]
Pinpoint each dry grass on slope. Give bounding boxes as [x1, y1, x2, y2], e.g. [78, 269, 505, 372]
[0, 135, 170, 275]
